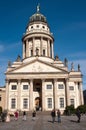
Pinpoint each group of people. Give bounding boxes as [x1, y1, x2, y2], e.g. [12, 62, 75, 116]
[51, 109, 61, 123]
[51, 108, 81, 123]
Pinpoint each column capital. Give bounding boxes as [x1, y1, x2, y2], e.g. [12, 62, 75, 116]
[5, 79, 9, 84]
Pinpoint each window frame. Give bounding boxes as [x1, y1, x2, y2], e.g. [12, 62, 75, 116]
[47, 98, 52, 108]
[11, 98, 16, 109]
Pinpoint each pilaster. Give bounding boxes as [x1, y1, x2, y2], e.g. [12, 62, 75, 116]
[42, 79, 45, 111]
[29, 79, 33, 111]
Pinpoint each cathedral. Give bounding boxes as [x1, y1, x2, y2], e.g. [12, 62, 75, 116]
[5, 5, 84, 113]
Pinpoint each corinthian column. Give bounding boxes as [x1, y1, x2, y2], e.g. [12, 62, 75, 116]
[53, 79, 57, 109]
[5, 79, 9, 110]
[17, 80, 21, 110]
[79, 82, 84, 105]
[42, 79, 45, 111]
[65, 78, 69, 106]
[29, 79, 33, 111]
[26, 40, 29, 57]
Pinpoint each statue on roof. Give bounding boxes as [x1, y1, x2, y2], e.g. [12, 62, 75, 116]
[37, 3, 40, 12]
[71, 62, 74, 71]
[16, 55, 21, 62]
[78, 64, 80, 71]
[8, 61, 11, 67]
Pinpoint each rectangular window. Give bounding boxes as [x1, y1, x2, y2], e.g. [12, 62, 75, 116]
[23, 98, 28, 109]
[43, 49, 45, 56]
[47, 98, 52, 108]
[23, 85, 28, 90]
[11, 98, 16, 109]
[70, 99, 74, 106]
[0, 96, 1, 101]
[46, 85, 52, 89]
[58, 84, 64, 89]
[11, 85, 17, 90]
[31, 50, 33, 56]
[69, 86, 74, 90]
[60, 98, 64, 108]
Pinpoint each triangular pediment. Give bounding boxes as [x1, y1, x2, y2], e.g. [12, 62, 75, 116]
[7, 59, 68, 74]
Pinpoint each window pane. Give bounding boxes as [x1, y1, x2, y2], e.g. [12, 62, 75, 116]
[47, 98, 52, 108]
[11, 85, 17, 90]
[46, 85, 52, 89]
[23, 98, 28, 109]
[69, 86, 74, 90]
[70, 99, 74, 106]
[11, 98, 16, 109]
[23, 85, 28, 90]
[58, 84, 64, 89]
[60, 98, 64, 108]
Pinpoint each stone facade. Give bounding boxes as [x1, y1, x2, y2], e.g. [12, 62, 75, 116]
[5, 5, 84, 113]
[0, 87, 6, 111]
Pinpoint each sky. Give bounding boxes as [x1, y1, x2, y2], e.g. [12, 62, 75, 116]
[0, 0, 86, 90]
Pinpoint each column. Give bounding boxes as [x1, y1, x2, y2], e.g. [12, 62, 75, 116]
[47, 39, 50, 57]
[23, 42, 25, 59]
[79, 82, 84, 105]
[65, 78, 69, 106]
[5, 79, 9, 110]
[53, 79, 57, 109]
[40, 37, 43, 55]
[51, 42, 54, 58]
[17, 80, 21, 110]
[33, 37, 35, 56]
[26, 40, 29, 57]
[42, 79, 45, 111]
[29, 79, 33, 111]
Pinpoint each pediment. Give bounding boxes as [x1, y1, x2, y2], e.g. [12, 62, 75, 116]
[7, 59, 68, 74]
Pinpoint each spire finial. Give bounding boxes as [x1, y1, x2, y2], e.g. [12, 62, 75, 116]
[37, 3, 40, 12]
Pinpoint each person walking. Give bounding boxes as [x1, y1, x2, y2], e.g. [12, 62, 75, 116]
[76, 109, 81, 123]
[57, 109, 61, 123]
[14, 111, 19, 120]
[51, 109, 56, 123]
[32, 110, 36, 121]
[22, 111, 26, 120]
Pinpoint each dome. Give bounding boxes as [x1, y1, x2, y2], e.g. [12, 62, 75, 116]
[29, 5, 48, 24]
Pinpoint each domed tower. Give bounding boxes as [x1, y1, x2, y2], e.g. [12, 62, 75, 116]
[22, 5, 54, 60]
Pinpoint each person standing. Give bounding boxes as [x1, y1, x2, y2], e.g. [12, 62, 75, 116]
[32, 110, 36, 121]
[57, 109, 61, 123]
[14, 111, 19, 120]
[51, 109, 56, 123]
[76, 109, 81, 123]
[22, 111, 26, 120]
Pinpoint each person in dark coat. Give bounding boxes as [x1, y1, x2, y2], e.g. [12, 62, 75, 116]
[51, 109, 56, 123]
[32, 111, 36, 121]
[76, 109, 81, 123]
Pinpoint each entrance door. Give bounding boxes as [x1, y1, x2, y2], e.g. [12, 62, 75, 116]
[35, 97, 41, 111]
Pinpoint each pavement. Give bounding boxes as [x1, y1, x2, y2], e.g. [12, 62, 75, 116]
[0, 112, 86, 130]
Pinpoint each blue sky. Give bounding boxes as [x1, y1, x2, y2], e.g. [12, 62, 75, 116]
[0, 0, 86, 90]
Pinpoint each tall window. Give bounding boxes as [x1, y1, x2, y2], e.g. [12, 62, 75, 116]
[0, 96, 1, 101]
[70, 99, 74, 106]
[23, 85, 28, 90]
[43, 49, 45, 56]
[59, 98, 64, 108]
[46, 85, 52, 89]
[11, 85, 17, 90]
[58, 84, 64, 89]
[47, 98, 52, 108]
[11, 98, 16, 109]
[31, 50, 33, 56]
[23, 98, 28, 109]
